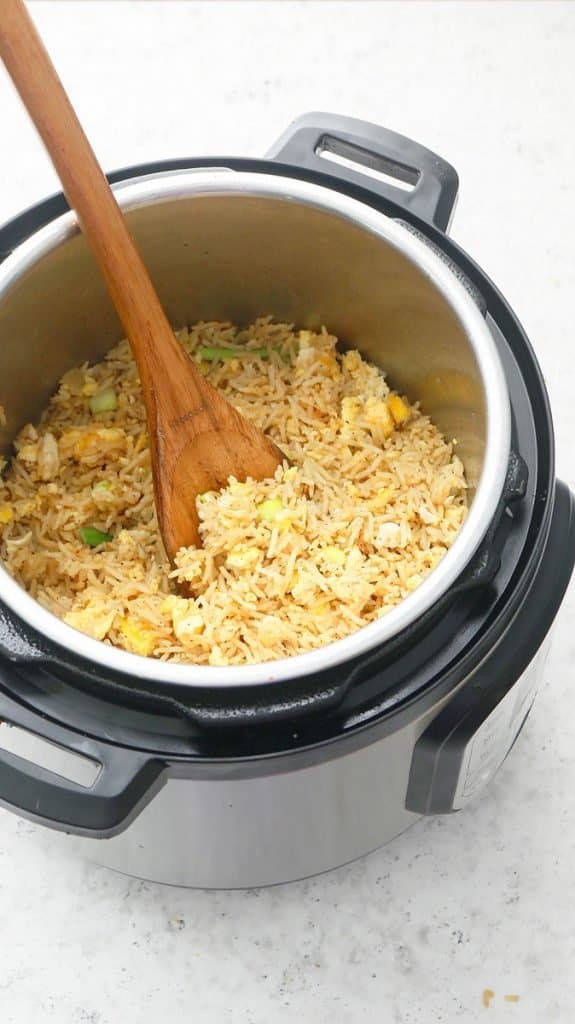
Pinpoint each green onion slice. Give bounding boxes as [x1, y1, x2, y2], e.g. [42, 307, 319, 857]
[89, 387, 118, 414]
[79, 525, 113, 547]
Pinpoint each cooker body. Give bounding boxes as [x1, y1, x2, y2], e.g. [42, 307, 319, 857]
[63, 701, 439, 888]
[0, 637, 550, 888]
[0, 114, 573, 889]
[88, 644, 551, 888]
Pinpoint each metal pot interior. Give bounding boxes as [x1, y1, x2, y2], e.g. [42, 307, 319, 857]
[0, 172, 509, 685]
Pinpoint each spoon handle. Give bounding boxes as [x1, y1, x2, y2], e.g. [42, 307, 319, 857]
[0, 0, 196, 402]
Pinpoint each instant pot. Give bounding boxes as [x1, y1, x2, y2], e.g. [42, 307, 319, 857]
[0, 113, 573, 888]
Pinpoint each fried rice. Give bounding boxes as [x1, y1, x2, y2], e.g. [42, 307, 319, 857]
[0, 319, 467, 665]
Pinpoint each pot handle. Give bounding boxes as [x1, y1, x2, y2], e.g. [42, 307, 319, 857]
[406, 480, 575, 815]
[0, 685, 164, 835]
[267, 112, 459, 232]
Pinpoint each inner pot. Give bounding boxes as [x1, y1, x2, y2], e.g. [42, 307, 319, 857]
[0, 170, 510, 686]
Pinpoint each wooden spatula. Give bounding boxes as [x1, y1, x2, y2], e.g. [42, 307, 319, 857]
[0, 0, 284, 559]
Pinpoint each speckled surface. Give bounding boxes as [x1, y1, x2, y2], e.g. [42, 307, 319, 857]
[1, 2, 574, 1022]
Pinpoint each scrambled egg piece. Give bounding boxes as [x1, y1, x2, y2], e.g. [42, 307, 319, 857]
[295, 329, 338, 378]
[59, 427, 127, 465]
[341, 396, 361, 428]
[64, 604, 115, 641]
[37, 432, 59, 481]
[15, 496, 42, 517]
[258, 614, 290, 648]
[310, 599, 330, 617]
[376, 521, 412, 549]
[342, 349, 363, 374]
[82, 377, 99, 397]
[318, 545, 346, 568]
[0, 503, 14, 525]
[376, 522, 402, 548]
[226, 546, 260, 570]
[118, 615, 157, 657]
[208, 645, 229, 666]
[162, 596, 204, 641]
[17, 443, 38, 464]
[368, 487, 394, 511]
[388, 394, 410, 425]
[364, 398, 394, 440]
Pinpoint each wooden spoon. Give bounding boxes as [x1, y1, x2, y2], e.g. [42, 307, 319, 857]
[0, 0, 284, 559]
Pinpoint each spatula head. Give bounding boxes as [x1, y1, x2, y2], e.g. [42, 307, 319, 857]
[155, 415, 285, 561]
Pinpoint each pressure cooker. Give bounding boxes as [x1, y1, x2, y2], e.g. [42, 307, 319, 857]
[0, 113, 573, 888]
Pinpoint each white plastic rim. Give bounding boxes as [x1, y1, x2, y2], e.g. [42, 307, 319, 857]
[0, 171, 511, 687]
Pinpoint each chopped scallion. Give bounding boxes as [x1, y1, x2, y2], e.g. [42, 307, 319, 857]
[198, 346, 286, 362]
[79, 525, 113, 547]
[198, 346, 264, 361]
[89, 387, 118, 415]
[257, 498, 284, 522]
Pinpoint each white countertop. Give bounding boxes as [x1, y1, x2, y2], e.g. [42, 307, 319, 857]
[1, 3, 574, 1022]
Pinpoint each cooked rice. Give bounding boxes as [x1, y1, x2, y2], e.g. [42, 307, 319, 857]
[0, 319, 467, 665]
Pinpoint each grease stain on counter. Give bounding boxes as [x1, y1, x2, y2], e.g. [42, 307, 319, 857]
[482, 990, 521, 1008]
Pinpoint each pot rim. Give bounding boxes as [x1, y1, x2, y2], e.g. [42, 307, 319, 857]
[0, 170, 511, 687]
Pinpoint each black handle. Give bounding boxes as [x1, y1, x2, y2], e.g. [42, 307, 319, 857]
[406, 480, 575, 815]
[1, 116, 456, 260]
[0, 116, 458, 264]
[267, 112, 459, 232]
[0, 685, 164, 834]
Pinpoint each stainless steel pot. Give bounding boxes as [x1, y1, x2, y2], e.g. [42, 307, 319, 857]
[0, 115, 572, 890]
[0, 168, 510, 686]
